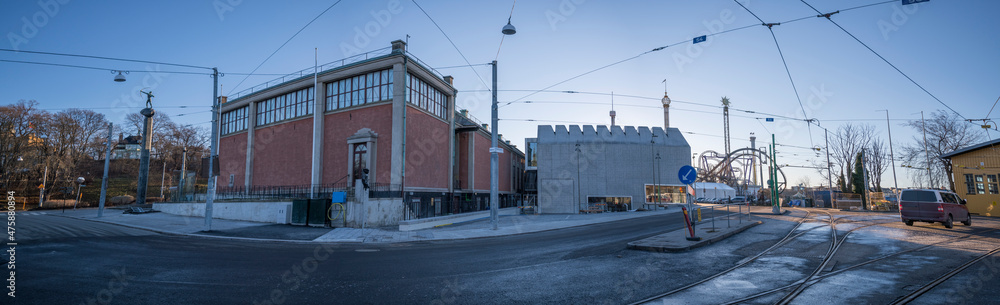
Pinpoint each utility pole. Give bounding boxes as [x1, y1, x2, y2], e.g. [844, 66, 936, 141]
[825, 129, 833, 208]
[861, 148, 870, 210]
[98, 123, 113, 217]
[883, 110, 899, 194]
[920, 111, 932, 189]
[206, 67, 220, 231]
[490, 61, 500, 230]
[179, 147, 187, 201]
[38, 165, 47, 208]
[771, 134, 780, 214]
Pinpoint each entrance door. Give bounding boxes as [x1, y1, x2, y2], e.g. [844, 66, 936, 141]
[353, 143, 368, 180]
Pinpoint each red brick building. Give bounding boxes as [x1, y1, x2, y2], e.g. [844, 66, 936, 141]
[218, 40, 523, 222]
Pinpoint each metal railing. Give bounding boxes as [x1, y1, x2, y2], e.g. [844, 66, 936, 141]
[368, 183, 402, 198]
[229, 47, 394, 101]
[202, 183, 352, 201]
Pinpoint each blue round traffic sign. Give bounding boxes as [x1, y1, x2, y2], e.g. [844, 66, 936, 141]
[678, 165, 697, 185]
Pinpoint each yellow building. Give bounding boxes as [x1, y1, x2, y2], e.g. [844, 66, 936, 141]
[942, 138, 1000, 216]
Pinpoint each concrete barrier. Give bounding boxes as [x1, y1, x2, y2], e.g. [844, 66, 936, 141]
[398, 207, 520, 231]
[153, 201, 292, 224]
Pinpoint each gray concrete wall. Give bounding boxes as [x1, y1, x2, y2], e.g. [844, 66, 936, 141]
[153, 201, 292, 224]
[536, 125, 691, 214]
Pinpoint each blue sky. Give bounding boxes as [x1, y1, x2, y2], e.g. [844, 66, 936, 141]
[2, 0, 998, 188]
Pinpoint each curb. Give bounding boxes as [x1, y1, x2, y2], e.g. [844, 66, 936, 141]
[627, 220, 763, 252]
[52, 214, 321, 244]
[55, 209, 691, 245]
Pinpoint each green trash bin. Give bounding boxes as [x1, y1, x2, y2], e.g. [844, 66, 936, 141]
[291, 199, 309, 226]
[307, 198, 330, 227]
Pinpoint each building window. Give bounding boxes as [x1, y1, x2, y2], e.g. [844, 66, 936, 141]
[221, 106, 248, 135]
[989, 175, 999, 195]
[965, 174, 975, 195]
[325, 68, 393, 112]
[406, 73, 448, 119]
[255, 87, 314, 126]
[976, 175, 986, 195]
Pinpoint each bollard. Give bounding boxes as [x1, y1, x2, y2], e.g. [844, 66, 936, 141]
[711, 205, 716, 231]
[739, 203, 742, 224]
[727, 203, 731, 228]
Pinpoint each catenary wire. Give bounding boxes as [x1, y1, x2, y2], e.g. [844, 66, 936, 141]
[798, 0, 967, 120]
[412, 0, 492, 93]
[227, 0, 345, 95]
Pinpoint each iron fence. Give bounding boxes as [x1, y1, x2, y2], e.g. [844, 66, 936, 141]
[202, 183, 352, 201]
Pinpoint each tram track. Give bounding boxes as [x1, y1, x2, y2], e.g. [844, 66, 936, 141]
[628, 209, 821, 305]
[719, 226, 1000, 305]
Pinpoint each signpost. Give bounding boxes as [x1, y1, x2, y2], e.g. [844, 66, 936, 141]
[678, 165, 700, 241]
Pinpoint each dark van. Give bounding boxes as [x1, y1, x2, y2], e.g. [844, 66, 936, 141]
[898, 189, 971, 228]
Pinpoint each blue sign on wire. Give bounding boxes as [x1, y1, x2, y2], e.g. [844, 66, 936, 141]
[902, 0, 929, 5]
[693, 35, 707, 44]
[765, 118, 774, 122]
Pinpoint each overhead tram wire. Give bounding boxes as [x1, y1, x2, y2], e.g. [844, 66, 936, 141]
[227, 0, 345, 95]
[0, 59, 209, 75]
[412, 0, 492, 92]
[798, 0, 968, 121]
[494, 0, 900, 109]
[0, 48, 211, 70]
[734, 0, 815, 148]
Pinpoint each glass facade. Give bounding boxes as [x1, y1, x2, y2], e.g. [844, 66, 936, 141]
[406, 73, 448, 119]
[221, 106, 248, 135]
[325, 68, 393, 111]
[645, 185, 687, 204]
[255, 87, 314, 126]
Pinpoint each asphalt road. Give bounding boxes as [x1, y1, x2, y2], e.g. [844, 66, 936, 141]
[14, 208, 999, 305]
[12, 209, 729, 305]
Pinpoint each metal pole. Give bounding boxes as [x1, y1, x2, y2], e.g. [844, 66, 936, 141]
[160, 161, 166, 199]
[825, 129, 833, 207]
[884, 110, 899, 192]
[576, 144, 582, 212]
[490, 61, 499, 230]
[920, 111, 932, 188]
[179, 147, 187, 201]
[98, 123, 113, 217]
[206, 67, 220, 231]
[39, 165, 47, 208]
[772, 134, 780, 214]
[862, 148, 870, 210]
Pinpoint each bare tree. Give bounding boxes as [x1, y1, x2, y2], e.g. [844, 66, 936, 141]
[829, 123, 876, 193]
[866, 137, 891, 192]
[901, 110, 984, 191]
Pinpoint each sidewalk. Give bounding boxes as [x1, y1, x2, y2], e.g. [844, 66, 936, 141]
[48, 206, 687, 244]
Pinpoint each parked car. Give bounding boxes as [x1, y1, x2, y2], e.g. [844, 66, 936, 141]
[898, 189, 971, 228]
[730, 196, 747, 204]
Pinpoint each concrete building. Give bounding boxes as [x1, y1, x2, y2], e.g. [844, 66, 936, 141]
[217, 40, 523, 226]
[941, 138, 1000, 216]
[531, 125, 691, 214]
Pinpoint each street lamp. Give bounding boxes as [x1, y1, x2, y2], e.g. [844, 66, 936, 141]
[490, 17, 517, 230]
[112, 70, 128, 82]
[73, 177, 85, 210]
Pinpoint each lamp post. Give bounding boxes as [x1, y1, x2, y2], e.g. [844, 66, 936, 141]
[490, 19, 516, 230]
[656, 153, 662, 205]
[98, 123, 113, 217]
[73, 177, 85, 210]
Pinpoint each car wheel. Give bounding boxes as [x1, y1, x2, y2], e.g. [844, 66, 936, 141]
[944, 215, 954, 229]
[962, 213, 972, 226]
[904, 220, 913, 226]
